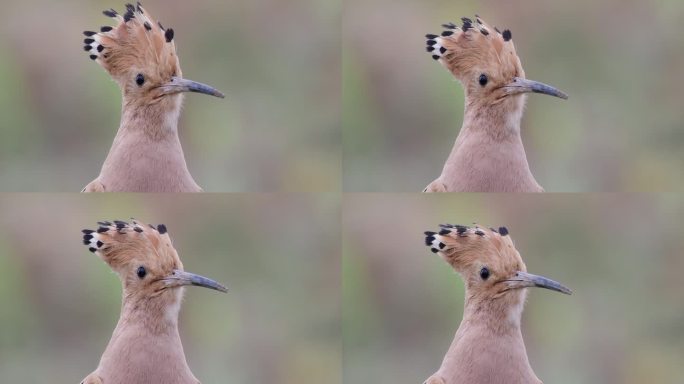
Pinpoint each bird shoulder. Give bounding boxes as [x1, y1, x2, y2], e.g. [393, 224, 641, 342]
[82, 179, 106, 192]
[423, 179, 447, 193]
[80, 372, 103, 384]
[423, 375, 446, 384]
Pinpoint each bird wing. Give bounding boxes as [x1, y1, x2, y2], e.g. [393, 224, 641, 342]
[82, 179, 106, 193]
[424, 375, 446, 384]
[80, 372, 103, 384]
[423, 179, 447, 193]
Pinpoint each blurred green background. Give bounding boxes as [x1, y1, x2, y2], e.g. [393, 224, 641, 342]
[0, 194, 340, 383]
[0, 0, 340, 192]
[343, 0, 684, 192]
[343, 194, 684, 383]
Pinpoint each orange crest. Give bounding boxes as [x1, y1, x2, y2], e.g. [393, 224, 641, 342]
[426, 16, 524, 86]
[82, 219, 183, 277]
[424, 224, 525, 280]
[83, 3, 181, 89]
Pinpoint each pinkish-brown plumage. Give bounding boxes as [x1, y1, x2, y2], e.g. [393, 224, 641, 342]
[80, 219, 227, 384]
[82, 3, 224, 192]
[424, 17, 567, 193]
[423, 224, 571, 384]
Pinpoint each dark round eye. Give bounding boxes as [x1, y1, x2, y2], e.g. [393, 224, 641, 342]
[135, 73, 145, 86]
[479, 267, 490, 280]
[136, 266, 146, 279]
[478, 74, 488, 87]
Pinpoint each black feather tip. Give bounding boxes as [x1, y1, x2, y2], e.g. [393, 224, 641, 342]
[165, 28, 174, 42]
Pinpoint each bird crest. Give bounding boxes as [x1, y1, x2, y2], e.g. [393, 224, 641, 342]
[426, 16, 524, 87]
[83, 3, 180, 88]
[424, 223, 572, 307]
[82, 219, 183, 277]
[424, 224, 524, 278]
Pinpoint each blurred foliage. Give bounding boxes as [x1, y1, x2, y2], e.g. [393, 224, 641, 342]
[343, 194, 684, 384]
[0, 0, 340, 192]
[343, 0, 684, 192]
[0, 194, 341, 383]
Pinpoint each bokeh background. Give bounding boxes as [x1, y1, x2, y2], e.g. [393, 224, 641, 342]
[343, 0, 684, 192]
[0, 194, 341, 383]
[0, 0, 340, 192]
[344, 194, 684, 383]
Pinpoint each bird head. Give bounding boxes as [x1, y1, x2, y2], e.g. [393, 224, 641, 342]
[83, 3, 224, 110]
[82, 220, 227, 305]
[424, 224, 571, 309]
[426, 16, 567, 112]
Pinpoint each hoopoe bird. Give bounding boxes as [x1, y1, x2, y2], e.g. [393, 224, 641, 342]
[423, 224, 571, 384]
[424, 16, 568, 193]
[81, 3, 224, 193]
[81, 220, 227, 384]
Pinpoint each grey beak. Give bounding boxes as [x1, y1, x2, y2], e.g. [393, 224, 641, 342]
[504, 77, 568, 100]
[506, 271, 572, 295]
[160, 77, 225, 98]
[165, 269, 228, 293]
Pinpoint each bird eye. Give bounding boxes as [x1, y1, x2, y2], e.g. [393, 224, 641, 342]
[135, 73, 145, 86]
[478, 74, 488, 87]
[136, 266, 147, 279]
[479, 267, 490, 280]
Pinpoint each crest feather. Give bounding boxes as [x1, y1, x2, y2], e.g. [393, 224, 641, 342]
[83, 2, 178, 79]
[82, 219, 174, 267]
[424, 224, 516, 266]
[425, 15, 521, 80]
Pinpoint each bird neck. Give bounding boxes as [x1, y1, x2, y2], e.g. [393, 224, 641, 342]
[96, 288, 196, 383]
[460, 97, 525, 140]
[95, 95, 201, 192]
[117, 288, 184, 334]
[437, 289, 538, 383]
[462, 289, 527, 332]
[436, 95, 542, 192]
[119, 97, 183, 139]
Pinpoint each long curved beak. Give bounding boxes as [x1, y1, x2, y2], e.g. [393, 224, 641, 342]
[503, 271, 572, 295]
[163, 269, 228, 293]
[503, 77, 568, 100]
[160, 76, 225, 98]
